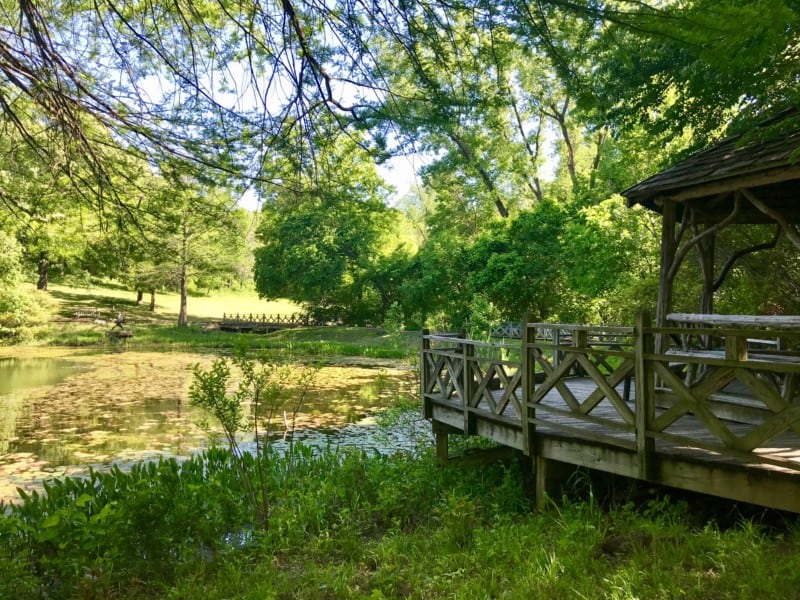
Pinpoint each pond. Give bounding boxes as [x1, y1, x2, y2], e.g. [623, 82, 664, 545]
[0, 348, 429, 504]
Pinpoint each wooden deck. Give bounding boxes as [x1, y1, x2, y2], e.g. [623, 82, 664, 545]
[421, 315, 800, 512]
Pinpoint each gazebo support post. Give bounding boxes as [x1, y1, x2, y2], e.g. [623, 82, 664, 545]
[698, 227, 716, 316]
[656, 201, 678, 350]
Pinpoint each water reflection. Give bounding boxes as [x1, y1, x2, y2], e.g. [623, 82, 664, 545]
[0, 349, 422, 503]
[0, 357, 85, 395]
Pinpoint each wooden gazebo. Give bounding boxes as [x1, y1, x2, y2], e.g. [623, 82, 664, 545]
[622, 115, 800, 327]
[420, 115, 800, 512]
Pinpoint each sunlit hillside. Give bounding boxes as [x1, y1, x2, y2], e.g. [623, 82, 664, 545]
[46, 282, 301, 322]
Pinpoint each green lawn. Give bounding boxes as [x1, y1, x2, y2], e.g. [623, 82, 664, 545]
[32, 282, 419, 357]
[46, 282, 300, 322]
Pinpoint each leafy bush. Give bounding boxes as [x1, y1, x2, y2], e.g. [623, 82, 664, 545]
[190, 350, 318, 527]
[0, 441, 531, 598]
[0, 450, 253, 598]
[382, 301, 405, 333]
[0, 233, 54, 341]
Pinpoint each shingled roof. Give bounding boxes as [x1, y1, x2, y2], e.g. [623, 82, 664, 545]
[623, 113, 800, 223]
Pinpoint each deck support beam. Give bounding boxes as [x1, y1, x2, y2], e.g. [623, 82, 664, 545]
[435, 430, 449, 463]
[534, 456, 576, 512]
[433, 421, 450, 463]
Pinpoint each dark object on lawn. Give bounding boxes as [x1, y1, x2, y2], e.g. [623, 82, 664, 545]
[112, 312, 125, 330]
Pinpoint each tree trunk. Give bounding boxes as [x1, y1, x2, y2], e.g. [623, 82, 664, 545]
[178, 265, 188, 326]
[548, 98, 578, 191]
[178, 234, 189, 327]
[589, 127, 608, 189]
[149, 289, 156, 311]
[37, 252, 50, 290]
[136, 290, 143, 304]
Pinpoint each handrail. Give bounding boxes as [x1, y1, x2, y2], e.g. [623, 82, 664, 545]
[422, 314, 800, 474]
[667, 313, 800, 329]
[424, 333, 519, 350]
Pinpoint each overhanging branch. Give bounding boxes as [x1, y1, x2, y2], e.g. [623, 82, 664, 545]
[713, 225, 781, 292]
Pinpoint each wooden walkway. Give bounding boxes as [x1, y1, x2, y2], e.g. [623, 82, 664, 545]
[219, 313, 321, 333]
[421, 315, 800, 512]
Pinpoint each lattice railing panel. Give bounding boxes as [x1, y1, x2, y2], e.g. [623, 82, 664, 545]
[527, 325, 636, 432]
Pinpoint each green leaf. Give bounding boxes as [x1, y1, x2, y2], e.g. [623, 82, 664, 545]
[40, 514, 60, 528]
[74, 493, 92, 508]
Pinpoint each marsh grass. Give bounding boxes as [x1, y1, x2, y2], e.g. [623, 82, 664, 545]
[3, 443, 800, 599]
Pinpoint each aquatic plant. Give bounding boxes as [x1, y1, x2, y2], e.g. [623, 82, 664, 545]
[189, 348, 317, 527]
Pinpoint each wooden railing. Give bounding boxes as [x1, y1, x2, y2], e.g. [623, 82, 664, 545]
[421, 332, 522, 433]
[525, 322, 637, 452]
[643, 316, 800, 473]
[220, 313, 320, 328]
[422, 313, 800, 475]
[490, 321, 522, 339]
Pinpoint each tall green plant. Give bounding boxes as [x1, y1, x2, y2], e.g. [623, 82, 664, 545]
[189, 351, 317, 527]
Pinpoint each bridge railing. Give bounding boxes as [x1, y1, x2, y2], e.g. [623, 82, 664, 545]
[220, 313, 320, 327]
[422, 312, 800, 475]
[642, 316, 800, 474]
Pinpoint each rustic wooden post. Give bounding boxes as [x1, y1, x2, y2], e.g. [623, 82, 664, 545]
[535, 455, 549, 512]
[421, 329, 431, 419]
[422, 330, 449, 463]
[462, 331, 475, 434]
[698, 229, 716, 316]
[634, 311, 655, 480]
[656, 201, 678, 352]
[572, 328, 587, 376]
[725, 334, 748, 361]
[521, 313, 536, 457]
[552, 328, 561, 369]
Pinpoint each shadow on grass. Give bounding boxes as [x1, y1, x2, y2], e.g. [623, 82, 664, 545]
[46, 289, 180, 331]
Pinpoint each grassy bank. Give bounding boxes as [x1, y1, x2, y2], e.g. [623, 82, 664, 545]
[22, 282, 418, 359]
[2, 442, 799, 599]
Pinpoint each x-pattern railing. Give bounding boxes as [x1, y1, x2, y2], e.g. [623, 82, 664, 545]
[421, 333, 522, 421]
[422, 317, 800, 472]
[527, 324, 636, 447]
[648, 325, 800, 464]
[467, 350, 523, 419]
[423, 349, 464, 405]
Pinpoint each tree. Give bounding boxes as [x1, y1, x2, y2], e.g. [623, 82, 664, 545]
[569, 1, 800, 145]
[253, 128, 397, 324]
[143, 173, 246, 326]
[0, 230, 52, 339]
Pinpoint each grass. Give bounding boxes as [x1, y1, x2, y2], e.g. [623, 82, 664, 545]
[3, 444, 799, 599]
[23, 281, 419, 358]
[46, 281, 299, 322]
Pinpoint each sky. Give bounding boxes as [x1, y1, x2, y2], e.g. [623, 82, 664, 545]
[238, 152, 425, 211]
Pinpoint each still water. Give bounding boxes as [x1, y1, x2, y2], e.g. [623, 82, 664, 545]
[0, 348, 428, 503]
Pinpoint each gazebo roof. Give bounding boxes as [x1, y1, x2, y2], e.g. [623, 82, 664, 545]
[623, 113, 800, 224]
